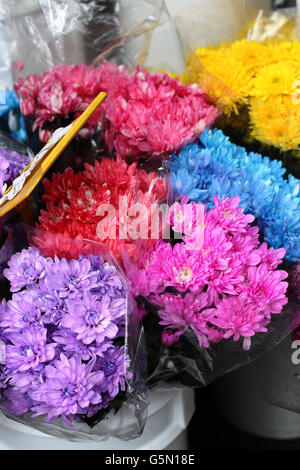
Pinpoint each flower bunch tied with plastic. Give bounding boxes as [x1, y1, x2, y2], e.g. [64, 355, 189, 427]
[124, 188, 295, 387]
[15, 61, 219, 158]
[0, 227, 142, 439]
[36, 156, 168, 262]
[0, 144, 31, 197]
[171, 128, 300, 262]
[180, 38, 300, 162]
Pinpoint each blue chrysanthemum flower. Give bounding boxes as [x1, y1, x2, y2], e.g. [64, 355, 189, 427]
[170, 128, 300, 261]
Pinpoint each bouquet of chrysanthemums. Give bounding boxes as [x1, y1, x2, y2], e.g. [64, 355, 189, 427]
[0, 226, 146, 441]
[180, 39, 300, 156]
[15, 61, 219, 158]
[122, 188, 298, 386]
[171, 128, 300, 262]
[36, 157, 168, 261]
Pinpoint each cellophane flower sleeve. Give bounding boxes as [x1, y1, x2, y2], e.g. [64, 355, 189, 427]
[122, 127, 300, 388]
[0, 131, 33, 244]
[171, 0, 300, 173]
[0, 224, 147, 442]
[3, 0, 191, 156]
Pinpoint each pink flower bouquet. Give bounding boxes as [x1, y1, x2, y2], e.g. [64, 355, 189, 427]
[15, 61, 218, 159]
[124, 196, 296, 386]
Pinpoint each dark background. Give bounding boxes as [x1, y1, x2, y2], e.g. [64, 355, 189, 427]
[273, 0, 296, 7]
[273, 0, 296, 8]
[188, 383, 300, 450]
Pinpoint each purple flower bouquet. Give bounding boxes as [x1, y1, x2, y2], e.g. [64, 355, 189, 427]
[0, 225, 147, 441]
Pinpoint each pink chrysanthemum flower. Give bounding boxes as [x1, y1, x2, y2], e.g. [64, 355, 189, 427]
[211, 296, 268, 351]
[128, 196, 289, 350]
[16, 62, 218, 155]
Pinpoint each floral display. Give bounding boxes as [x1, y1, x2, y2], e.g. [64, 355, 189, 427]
[0, 247, 130, 427]
[180, 39, 300, 151]
[127, 195, 288, 351]
[4, 3, 300, 439]
[15, 61, 219, 157]
[170, 128, 300, 262]
[0, 146, 31, 196]
[37, 158, 168, 260]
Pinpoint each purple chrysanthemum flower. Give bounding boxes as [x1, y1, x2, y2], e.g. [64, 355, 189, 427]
[85, 392, 112, 418]
[52, 328, 112, 361]
[0, 157, 10, 194]
[95, 346, 130, 398]
[42, 257, 98, 299]
[30, 353, 103, 426]
[0, 291, 42, 332]
[62, 292, 118, 345]
[3, 387, 33, 416]
[0, 364, 10, 389]
[0, 148, 31, 195]
[33, 290, 66, 325]
[6, 327, 56, 372]
[3, 248, 48, 292]
[10, 364, 46, 392]
[88, 255, 126, 300]
[3, 388, 33, 416]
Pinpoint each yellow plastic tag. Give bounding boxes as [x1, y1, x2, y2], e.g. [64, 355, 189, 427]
[0, 91, 107, 217]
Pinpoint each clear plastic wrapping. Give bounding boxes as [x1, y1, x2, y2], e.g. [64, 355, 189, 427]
[1, 0, 184, 78]
[0, 224, 147, 442]
[0, 132, 33, 242]
[173, 1, 300, 176]
[2, 0, 192, 156]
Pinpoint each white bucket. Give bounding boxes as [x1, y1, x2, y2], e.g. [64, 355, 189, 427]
[0, 387, 195, 450]
[212, 337, 300, 440]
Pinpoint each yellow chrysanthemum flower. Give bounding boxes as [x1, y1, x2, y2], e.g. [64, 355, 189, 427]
[250, 95, 300, 151]
[229, 40, 273, 71]
[192, 47, 253, 115]
[251, 62, 300, 99]
[179, 37, 300, 150]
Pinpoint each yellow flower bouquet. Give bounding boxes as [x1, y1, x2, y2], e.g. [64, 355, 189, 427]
[181, 38, 300, 153]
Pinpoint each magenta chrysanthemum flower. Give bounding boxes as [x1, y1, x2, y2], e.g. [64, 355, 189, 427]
[41, 257, 98, 299]
[239, 264, 288, 318]
[3, 248, 48, 292]
[207, 195, 255, 234]
[129, 196, 289, 350]
[157, 292, 215, 347]
[0, 291, 42, 332]
[62, 292, 118, 345]
[30, 353, 103, 426]
[6, 327, 56, 372]
[211, 296, 269, 350]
